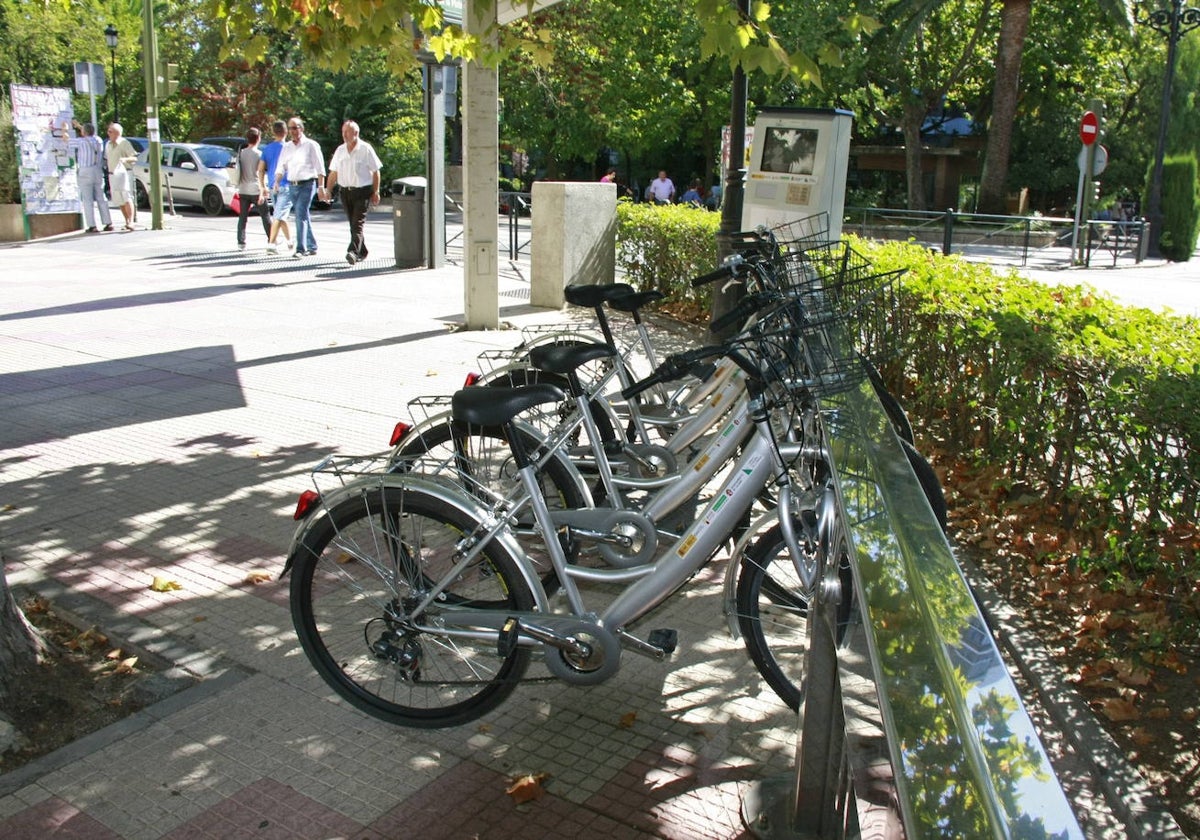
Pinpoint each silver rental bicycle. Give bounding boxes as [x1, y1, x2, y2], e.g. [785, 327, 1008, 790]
[283, 284, 898, 727]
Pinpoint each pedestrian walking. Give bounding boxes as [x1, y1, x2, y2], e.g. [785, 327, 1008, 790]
[235, 127, 272, 250]
[648, 170, 675, 205]
[275, 117, 324, 258]
[259, 120, 293, 254]
[321, 120, 382, 265]
[66, 120, 113, 232]
[104, 123, 138, 230]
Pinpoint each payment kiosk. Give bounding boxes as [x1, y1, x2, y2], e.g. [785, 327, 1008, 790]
[742, 107, 854, 240]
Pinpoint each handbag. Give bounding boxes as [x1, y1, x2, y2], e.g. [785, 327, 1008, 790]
[230, 193, 242, 215]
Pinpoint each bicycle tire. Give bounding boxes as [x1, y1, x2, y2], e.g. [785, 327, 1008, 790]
[736, 521, 853, 711]
[862, 356, 915, 445]
[901, 437, 947, 532]
[739, 441, 947, 710]
[289, 486, 535, 728]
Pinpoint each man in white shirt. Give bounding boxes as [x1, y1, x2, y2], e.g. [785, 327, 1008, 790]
[648, 170, 675, 205]
[321, 120, 382, 265]
[275, 117, 325, 257]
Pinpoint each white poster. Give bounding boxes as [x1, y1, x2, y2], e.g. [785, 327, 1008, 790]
[9, 84, 80, 215]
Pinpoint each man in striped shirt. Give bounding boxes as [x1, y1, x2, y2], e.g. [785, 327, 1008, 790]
[68, 120, 113, 232]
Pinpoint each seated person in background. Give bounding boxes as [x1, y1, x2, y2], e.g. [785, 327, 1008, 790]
[680, 180, 704, 207]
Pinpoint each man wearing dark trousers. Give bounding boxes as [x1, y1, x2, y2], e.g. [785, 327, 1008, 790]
[320, 120, 382, 265]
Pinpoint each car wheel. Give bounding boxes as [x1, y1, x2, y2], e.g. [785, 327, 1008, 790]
[202, 185, 224, 216]
[135, 180, 150, 209]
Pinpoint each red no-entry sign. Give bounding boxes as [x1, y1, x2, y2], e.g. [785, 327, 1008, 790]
[1080, 111, 1099, 146]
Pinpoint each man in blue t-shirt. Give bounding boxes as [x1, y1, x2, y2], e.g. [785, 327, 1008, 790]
[258, 120, 293, 253]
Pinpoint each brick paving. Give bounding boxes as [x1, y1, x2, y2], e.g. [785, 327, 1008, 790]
[5, 211, 1190, 839]
[0, 212, 796, 839]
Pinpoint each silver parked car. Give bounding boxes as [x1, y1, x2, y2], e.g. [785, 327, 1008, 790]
[133, 143, 237, 216]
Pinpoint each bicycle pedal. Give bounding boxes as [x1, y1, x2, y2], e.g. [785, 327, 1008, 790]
[647, 628, 678, 654]
[498, 616, 520, 658]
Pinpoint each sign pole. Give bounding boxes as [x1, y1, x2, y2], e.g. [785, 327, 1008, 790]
[1073, 107, 1101, 263]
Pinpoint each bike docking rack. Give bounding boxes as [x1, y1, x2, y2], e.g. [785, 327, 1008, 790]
[741, 330, 1085, 837]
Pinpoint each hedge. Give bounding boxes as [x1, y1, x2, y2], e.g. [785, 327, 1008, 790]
[614, 209, 1200, 593]
[1157, 154, 1200, 262]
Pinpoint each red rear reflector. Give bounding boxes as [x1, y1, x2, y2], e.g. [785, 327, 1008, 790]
[293, 490, 321, 520]
[389, 421, 413, 447]
[463, 372, 482, 387]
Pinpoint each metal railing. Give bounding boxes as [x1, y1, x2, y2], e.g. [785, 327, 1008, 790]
[500, 191, 532, 259]
[745, 370, 1085, 838]
[844, 206, 1146, 268]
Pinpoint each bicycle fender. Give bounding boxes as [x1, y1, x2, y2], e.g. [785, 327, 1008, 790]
[283, 474, 550, 612]
[721, 509, 781, 639]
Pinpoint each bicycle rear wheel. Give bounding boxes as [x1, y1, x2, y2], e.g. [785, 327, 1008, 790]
[289, 485, 534, 728]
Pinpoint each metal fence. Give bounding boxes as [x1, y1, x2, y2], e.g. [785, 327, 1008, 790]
[843, 206, 1147, 269]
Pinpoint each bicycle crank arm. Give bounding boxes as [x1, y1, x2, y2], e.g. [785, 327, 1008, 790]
[424, 611, 624, 685]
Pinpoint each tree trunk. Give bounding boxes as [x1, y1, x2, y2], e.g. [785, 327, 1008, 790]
[903, 98, 929, 211]
[0, 560, 46, 703]
[976, 0, 1032, 214]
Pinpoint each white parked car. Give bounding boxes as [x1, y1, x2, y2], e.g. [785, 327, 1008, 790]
[133, 143, 237, 216]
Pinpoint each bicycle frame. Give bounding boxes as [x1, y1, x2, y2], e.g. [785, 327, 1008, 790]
[411, 391, 822, 653]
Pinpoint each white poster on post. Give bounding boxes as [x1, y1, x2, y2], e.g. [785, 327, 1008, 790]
[9, 83, 81, 215]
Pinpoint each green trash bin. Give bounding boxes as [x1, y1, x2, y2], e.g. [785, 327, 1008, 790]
[392, 177, 426, 268]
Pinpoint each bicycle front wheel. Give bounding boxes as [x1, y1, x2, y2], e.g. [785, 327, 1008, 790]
[289, 485, 535, 728]
[735, 521, 853, 711]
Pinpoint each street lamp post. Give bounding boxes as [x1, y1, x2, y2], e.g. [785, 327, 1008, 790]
[104, 24, 118, 124]
[1135, 0, 1200, 259]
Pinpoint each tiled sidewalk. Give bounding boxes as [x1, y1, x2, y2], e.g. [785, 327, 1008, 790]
[1, 217, 798, 839]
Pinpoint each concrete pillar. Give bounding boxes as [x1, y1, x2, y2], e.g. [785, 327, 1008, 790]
[530, 182, 617, 309]
[463, 0, 500, 330]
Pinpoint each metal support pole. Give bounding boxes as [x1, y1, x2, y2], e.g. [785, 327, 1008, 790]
[712, 0, 750, 339]
[1137, 0, 1200, 259]
[105, 24, 119, 125]
[424, 63, 447, 268]
[941, 208, 954, 255]
[141, 0, 163, 230]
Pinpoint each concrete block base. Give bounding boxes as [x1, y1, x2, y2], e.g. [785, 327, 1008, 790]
[530, 182, 617, 308]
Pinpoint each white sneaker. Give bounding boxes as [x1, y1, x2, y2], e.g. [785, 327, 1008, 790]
[266, 242, 278, 254]
[284, 239, 294, 253]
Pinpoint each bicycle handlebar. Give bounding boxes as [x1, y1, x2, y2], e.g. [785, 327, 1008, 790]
[709, 291, 781, 334]
[621, 345, 728, 400]
[690, 255, 747, 288]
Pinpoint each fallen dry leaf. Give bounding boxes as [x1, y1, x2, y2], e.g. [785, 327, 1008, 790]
[112, 656, 139, 675]
[1115, 661, 1153, 687]
[1130, 727, 1156, 747]
[244, 571, 272, 585]
[105, 649, 123, 660]
[1096, 696, 1140, 723]
[618, 712, 637, 729]
[506, 773, 549, 805]
[150, 576, 183, 592]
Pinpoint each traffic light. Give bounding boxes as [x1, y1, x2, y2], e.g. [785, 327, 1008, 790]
[156, 61, 179, 99]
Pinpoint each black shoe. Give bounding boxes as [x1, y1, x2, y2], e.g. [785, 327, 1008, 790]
[345, 252, 358, 265]
[86, 227, 99, 233]
[102, 224, 114, 231]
